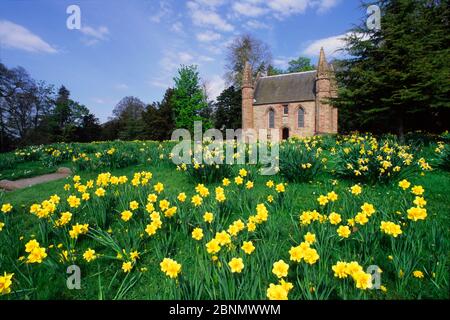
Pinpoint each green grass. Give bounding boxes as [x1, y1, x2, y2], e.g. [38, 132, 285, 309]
[0, 138, 449, 300]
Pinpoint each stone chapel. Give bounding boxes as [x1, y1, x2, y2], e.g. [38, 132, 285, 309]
[241, 47, 338, 140]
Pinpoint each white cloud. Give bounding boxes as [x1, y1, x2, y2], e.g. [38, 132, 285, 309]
[204, 44, 222, 55]
[194, 0, 227, 8]
[187, 1, 234, 32]
[160, 56, 178, 72]
[80, 26, 109, 40]
[199, 55, 215, 62]
[273, 56, 294, 69]
[246, 20, 271, 30]
[232, 2, 268, 17]
[202, 36, 234, 55]
[0, 20, 57, 53]
[315, 0, 340, 14]
[171, 21, 184, 33]
[205, 75, 225, 100]
[114, 83, 129, 90]
[302, 32, 365, 58]
[160, 51, 195, 71]
[150, 1, 172, 23]
[230, 0, 341, 19]
[179, 52, 194, 63]
[80, 25, 109, 46]
[196, 31, 222, 42]
[267, 0, 310, 17]
[149, 78, 171, 89]
[159, 49, 215, 89]
[92, 97, 107, 104]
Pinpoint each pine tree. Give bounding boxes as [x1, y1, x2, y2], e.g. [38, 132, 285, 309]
[332, 0, 450, 137]
[214, 86, 242, 131]
[142, 88, 175, 140]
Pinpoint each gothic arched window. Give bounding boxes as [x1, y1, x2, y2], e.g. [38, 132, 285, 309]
[298, 107, 305, 128]
[268, 108, 275, 128]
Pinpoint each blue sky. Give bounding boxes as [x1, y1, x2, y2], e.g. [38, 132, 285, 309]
[0, 0, 365, 123]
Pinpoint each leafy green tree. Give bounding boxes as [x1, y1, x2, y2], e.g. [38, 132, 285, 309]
[142, 88, 175, 140]
[267, 57, 314, 76]
[214, 86, 242, 131]
[75, 113, 101, 142]
[332, 0, 450, 137]
[286, 56, 315, 73]
[267, 65, 283, 76]
[100, 119, 121, 141]
[113, 96, 146, 140]
[171, 65, 211, 133]
[43, 86, 93, 142]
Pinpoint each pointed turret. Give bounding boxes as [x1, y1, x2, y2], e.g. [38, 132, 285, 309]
[317, 47, 330, 78]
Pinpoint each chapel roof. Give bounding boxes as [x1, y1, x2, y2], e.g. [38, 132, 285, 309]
[253, 70, 317, 105]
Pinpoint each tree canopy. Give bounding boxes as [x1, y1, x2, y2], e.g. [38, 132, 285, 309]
[332, 0, 450, 137]
[214, 86, 242, 131]
[171, 65, 211, 133]
[0, 64, 101, 151]
[225, 34, 272, 87]
[268, 56, 315, 76]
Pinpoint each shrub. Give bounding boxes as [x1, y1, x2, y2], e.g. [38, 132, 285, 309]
[178, 139, 233, 183]
[334, 134, 420, 184]
[436, 142, 450, 171]
[0, 153, 18, 171]
[278, 138, 324, 182]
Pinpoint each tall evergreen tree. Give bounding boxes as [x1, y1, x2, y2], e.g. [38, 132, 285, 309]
[75, 113, 101, 142]
[332, 0, 450, 137]
[54, 85, 71, 129]
[214, 86, 242, 131]
[142, 88, 175, 140]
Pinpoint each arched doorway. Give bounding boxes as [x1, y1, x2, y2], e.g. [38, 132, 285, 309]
[282, 127, 289, 140]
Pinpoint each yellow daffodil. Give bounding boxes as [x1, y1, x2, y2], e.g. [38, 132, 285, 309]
[337, 225, 351, 238]
[228, 258, 244, 273]
[121, 210, 133, 222]
[241, 241, 255, 255]
[203, 212, 214, 223]
[160, 258, 181, 278]
[192, 228, 204, 241]
[0, 272, 14, 295]
[83, 249, 97, 262]
[350, 184, 362, 195]
[272, 260, 289, 278]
